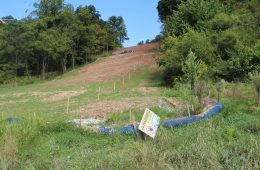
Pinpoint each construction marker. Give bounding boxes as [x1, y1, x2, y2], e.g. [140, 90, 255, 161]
[98, 87, 101, 100]
[114, 81, 116, 92]
[67, 96, 70, 114]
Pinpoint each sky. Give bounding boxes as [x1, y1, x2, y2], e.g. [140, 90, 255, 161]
[0, 0, 162, 47]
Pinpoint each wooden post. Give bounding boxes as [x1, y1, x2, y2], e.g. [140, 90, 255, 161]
[1, 112, 3, 120]
[66, 96, 70, 114]
[186, 104, 191, 117]
[80, 115, 82, 127]
[128, 72, 131, 80]
[114, 81, 116, 92]
[129, 109, 132, 124]
[98, 87, 101, 101]
[132, 111, 136, 129]
[122, 76, 125, 87]
[33, 112, 36, 119]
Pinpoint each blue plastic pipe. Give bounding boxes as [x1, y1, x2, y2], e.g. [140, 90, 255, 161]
[163, 103, 224, 128]
[99, 124, 138, 135]
[99, 103, 224, 134]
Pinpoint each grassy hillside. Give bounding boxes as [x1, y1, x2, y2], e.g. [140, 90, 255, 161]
[0, 47, 259, 169]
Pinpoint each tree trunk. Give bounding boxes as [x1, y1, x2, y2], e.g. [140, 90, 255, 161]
[72, 52, 75, 70]
[62, 57, 67, 74]
[42, 57, 46, 80]
[25, 59, 29, 77]
[63, 65, 67, 73]
[85, 53, 88, 64]
[15, 52, 18, 76]
[15, 52, 18, 87]
[63, 62, 67, 74]
[257, 89, 260, 104]
[106, 43, 109, 54]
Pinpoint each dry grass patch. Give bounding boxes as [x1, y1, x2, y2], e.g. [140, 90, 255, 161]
[73, 96, 160, 119]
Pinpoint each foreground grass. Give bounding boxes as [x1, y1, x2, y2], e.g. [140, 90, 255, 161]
[0, 68, 259, 169]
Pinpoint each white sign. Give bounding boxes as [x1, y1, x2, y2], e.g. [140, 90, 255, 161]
[138, 108, 160, 138]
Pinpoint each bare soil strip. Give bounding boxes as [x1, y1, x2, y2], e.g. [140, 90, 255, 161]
[73, 96, 160, 119]
[46, 43, 159, 86]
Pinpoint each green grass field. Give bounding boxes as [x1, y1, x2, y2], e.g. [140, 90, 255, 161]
[0, 65, 260, 169]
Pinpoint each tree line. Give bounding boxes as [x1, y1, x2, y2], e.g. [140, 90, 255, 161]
[157, 0, 260, 85]
[0, 0, 128, 84]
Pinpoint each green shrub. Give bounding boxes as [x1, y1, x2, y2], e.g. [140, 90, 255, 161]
[216, 80, 224, 102]
[158, 0, 260, 84]
[249, 72, 260, 103]
[211, 13, 237, 31]
[182, 50, 201, 94]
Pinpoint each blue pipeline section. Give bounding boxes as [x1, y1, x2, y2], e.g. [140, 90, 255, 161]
[163, 103, 224, 128]
[4, 117, 20, 123]
[99, 124, 138, 135]
[99, 103, 224, 134]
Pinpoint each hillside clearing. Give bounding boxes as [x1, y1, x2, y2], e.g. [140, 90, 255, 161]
[0, 43, 259, 169]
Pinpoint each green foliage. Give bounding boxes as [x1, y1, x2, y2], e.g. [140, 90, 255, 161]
[164, 0, 225, 36]
[157, 0, 184, 22]
[33, 0, 64, 18]
[137, 40, 144, 46]
[210, 13, 237, 31]
[249, 72, 260, 103]
[223, 127, 237, 142]
[0, 0, 128, 83]
[158, 30, 214, 85]
[150, 34, 163, 43]
[0, 64, 15, 84]
[108, 16, 128, 45]
[158, 0, 260, 84]
[216, 80, 225, 102]
[182, 50, 201, 94]
[195, 80, 209, 110]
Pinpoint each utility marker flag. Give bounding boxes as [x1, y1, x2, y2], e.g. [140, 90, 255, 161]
[138, 108, 160, 138]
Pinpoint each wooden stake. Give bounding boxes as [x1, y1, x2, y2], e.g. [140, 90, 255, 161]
[80, 115, 82, 127]
[187, 104, 191, 117]
[66, 96, 70, 114]
[123, 76, 125, 87]
[33, 112, 36, 119]
[129, 109, 132, 124]
[1, 112, 3, 120]
[98, 87, 101, 100]
[114, 81, 116, 92]
[128, 72, 131, 80]
[132, 112, 136, 129]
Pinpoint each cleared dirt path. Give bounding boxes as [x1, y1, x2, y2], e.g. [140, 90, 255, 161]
[47, 43, 160, 86]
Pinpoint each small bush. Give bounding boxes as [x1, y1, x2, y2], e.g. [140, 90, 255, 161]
[195, 80, 209, 109]
[249, 72, 260, 103]
[182, 50, 202, 94]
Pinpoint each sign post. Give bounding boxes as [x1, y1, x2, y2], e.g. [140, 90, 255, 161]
[138, 108, 160, 138]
